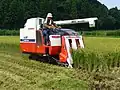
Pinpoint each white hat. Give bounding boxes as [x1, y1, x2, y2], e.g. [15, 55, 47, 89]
[47, 13, 53, 18]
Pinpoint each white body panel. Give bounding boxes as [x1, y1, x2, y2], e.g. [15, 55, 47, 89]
[20, 18, 44, 43]
[24, 18, 44, 29]
[63, 36, 84, 68]
[65, 36, 84, 49]
[49, 35, 61, 46]
[20, 28, 36, 43]
[49, 35, 84, 48]
[54, 17, 98, 27]
[79, 36, 84, 48]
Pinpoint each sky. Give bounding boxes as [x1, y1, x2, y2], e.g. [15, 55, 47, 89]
[98, 0, 120, 9]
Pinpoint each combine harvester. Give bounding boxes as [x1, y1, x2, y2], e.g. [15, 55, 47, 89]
[20, 13, 97, 68]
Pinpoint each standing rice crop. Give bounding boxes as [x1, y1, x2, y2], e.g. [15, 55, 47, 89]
[73, 37, 120, 72]
[73, 50, 120, 72]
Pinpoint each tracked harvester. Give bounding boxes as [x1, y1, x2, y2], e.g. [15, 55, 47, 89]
[20, 13, 97, 68]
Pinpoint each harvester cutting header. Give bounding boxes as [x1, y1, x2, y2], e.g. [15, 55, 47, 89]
[20, 13, 98, 68]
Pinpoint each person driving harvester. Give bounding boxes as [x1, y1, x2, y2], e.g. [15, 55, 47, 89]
[43, 13, 60, 45]
[44, 13, 58, 29]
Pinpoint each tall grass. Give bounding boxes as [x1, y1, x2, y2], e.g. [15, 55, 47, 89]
[0, 36, 88, 90]
[80, 30, 120, 37]
[0, 36, 20, 54]
[0, 30, 19, 36]
[73, 37, 120, 72]
[1, 36, 120, 89]
[73, 50, 120, 72]
[72, 37, 120, 89]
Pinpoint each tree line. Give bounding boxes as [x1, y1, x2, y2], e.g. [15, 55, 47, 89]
[0, 0, 120, 30]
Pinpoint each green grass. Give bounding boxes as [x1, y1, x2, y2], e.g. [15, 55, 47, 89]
[1, 36, 120, 89]
[84, 37, 120, 52]
[0, 30, 19, 36]
[73, 37, 120, 71]
[72, 37, 120, 89]
[81, 30, 120, 37]
[0, 36, 88, 90]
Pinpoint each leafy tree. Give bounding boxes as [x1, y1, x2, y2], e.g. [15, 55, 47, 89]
[0, 0, 13, 29]
[0, 0, 120, 30]
[4, 0, 24, 29]
[98, 16, 116, 29]
[109, 7, 120, 29]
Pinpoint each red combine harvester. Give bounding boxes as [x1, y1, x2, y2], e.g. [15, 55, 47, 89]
[20, 13, 98, 68]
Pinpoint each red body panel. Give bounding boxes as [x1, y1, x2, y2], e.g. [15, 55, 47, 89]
[20, 43, 61, 55]
[36, 45, 46, 54]
[49, 46, 61, 55]
[59, 49, 68, 63]
[59, 37, 68, 63]
[20, 43, 46, 54]
[20, 43, 36, 53]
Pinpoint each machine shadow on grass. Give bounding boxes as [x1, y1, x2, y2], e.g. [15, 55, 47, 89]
[28, 54, 68, 67]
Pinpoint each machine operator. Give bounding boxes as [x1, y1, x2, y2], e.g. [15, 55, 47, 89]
[43, 13, 60, 45]
[44, 13, 58, 29]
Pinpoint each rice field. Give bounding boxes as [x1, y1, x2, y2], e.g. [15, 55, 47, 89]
[84, 37, 120, 52]
[1, 36, 120, 89]
[73, 37, 120, 72]
[0, 36, 88, 90]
